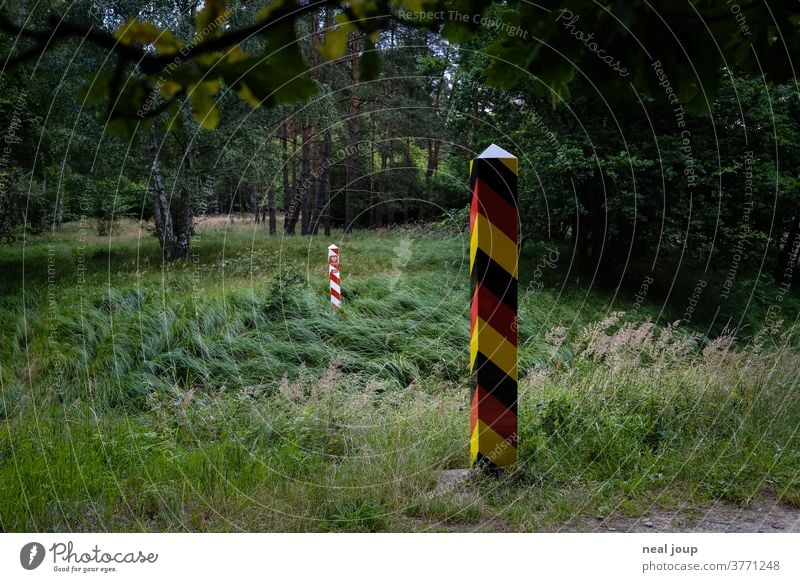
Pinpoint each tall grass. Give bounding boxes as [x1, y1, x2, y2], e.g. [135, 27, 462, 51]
[512, 318, 800, 521]
[0, 220, 798, 531]
[0, 371, 463, 531]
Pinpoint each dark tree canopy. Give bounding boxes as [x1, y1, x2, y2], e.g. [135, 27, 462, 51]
[3, 0, 798, 134]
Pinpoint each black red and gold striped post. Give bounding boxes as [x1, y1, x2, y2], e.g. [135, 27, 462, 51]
[469, 144, 518, 472]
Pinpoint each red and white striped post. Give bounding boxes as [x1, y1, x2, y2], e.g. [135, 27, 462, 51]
[328, 244, 341, 310]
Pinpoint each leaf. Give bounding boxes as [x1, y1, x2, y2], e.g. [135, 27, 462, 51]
[397, 0, 428, 10]
[161, 64, 202, 87]
[196, 0, 229, 38]
[164, 100, 183, 133]
[237, 84, 261, 108]
[439, 0, 486, 42]
[203, 78, 223, 94]
[77, 72, 113, 105]
[158, 80, 183, 99]
[155, 64, 204, 102]
[318, 14, 354, 60]
[152, 30, 183, 55]
[107, 116, 150, 137]
[219, 56, 317, 108]
[114, 19, 183, 54]
[188, 81, 222, 129]
[246, 67, 318, 107]
[272, 78, 320, 105]
[105, 77, 151, 136]
[348, 0, 373, 19]
[114, 19, 160, 45]
[257, 0, 299, 23]
[360, 37, 381, 81]
[226, 46, 250, 64]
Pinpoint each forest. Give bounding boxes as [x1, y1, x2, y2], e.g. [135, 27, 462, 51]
[2, 1, 798, 300]
[0, 0, 799, 533]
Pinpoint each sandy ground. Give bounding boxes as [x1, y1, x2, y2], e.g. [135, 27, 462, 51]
[433, 473, 800, 532]
[411, 498, 800, 533]
[36, 215, 272, 244]
[563, 497, 800, 533]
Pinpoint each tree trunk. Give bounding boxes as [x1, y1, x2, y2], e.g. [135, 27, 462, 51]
[54, 190, 64, 230]
[324, 135, 332, 236]
[378, 128, 390, 227]
[574, 175, 612, 283]
[174, 188, 193, 259]
[311, 130, 331, 235]
[251, 185, 260, 223]
[301, 121, 316, 235]
[146, 131, 192, 261]
[424, 43, 451, 186]
[369, 112, 376, 227]
[267, 184, 277, 235]
[291, 123, 298, 210]
[147, 141, 176, 260]
[404, 137, 412, 222]
[285, 123, 310, 235]
[345, 29, 363, 233]
[281, 121, 291, 214]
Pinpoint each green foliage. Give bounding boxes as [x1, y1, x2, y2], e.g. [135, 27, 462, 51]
[6, 1, 798, 131]
[89, 176, 145, 234]
[446, 49, 800, 300]
[433, 204, 469, 233]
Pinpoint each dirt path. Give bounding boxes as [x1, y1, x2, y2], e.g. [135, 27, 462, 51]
[565, 497, 800, 533]
[431, 472, 800, 532]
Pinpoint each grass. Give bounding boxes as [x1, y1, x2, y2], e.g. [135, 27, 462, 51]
[0, 218, 798, 531]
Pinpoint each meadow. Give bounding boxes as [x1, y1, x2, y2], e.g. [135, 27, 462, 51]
[1, 218, 798, 532]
